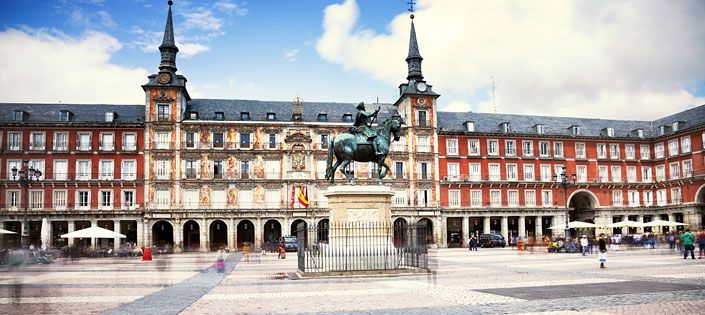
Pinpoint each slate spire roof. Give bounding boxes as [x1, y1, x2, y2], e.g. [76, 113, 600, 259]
[159, 1, 179, 72]
[406, 14, 424, 81]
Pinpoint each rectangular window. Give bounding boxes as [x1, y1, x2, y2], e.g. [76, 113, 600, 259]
[669, 162, 680, 180]
[469, 163, 481, 181]
[241, 161, 250, 179]
[420, 162, 428, 180]
[507, 190, 519, 207]
[627, 166, 637, 183]
[7, 160, 21, 180]
[681, 136, 691, 153]
[468, 139, 480, 156]
[671, 187, 682, 204]
[100, 133, 114, 151]
[470, 190, 482, 207]
[100, 190, 113, 210]
[183, 190, 198, 209]
[612, 190, 623, 206]
[523, 164, 535, 181]
[156, 190, 170, 209]
[553, 142, 563, 157]
[77, 133, 91, 151]
[525, 190, 536, 207]
[54, 132, 68, 151]
[265, 160, 280, 179]
[625, 144, 635, 159]
[446, 138, 458, 156]
[640, 145, 650, 160]
[417, 110, 427, 126]
[656, 165, 666, 181]
[523, 140, 534, 156]
[238, 190, 254, 208]
[505, 140, 516, 156]
[575, 143, 586, 158]
[540, 164, 552, 182]
[668, 139, 679, 156]
[448, 190, 461, 208]
[554, 165, 564, 183]
[30, 132, 45, 150]
[541, 190, 552, 207]
[30, 190, 43, 209]
[683, 160, 693, 177]
[76, 160, 91, 180]
[8, 132, 21, 151]
[611, 166, 622, 182]
[656, 189, 667, 206]
[213, 160, 223, 179]
[28, 160, 44, 180]
[599, 166, 609, 182]
[655, 143, 664, 159]
[7, 191, 20, 210]
[392, 190, 407, 207]
[157, 104, 170, 121]
[628, 190, 639, 206]
[212, 132, 224, 148]
[155, 160, 170, 180]
[394, 161, 404, 179]
[212, 190, 226, 209]
[487, 139, 499, 156]
[490, 190, 502, 207]
[185, 132, 196, 149]
[121, 133, 136, 151]
[506, 164, 518, 181]
[642, 166, 652, 182]
[77, 191, 90, 210]
[122, 160, 136, 180]
[99, 160, 114, 180]
[54, 160, 68, 180]
[240, 133, 251, 149]
[539, 141, 550, 157]
[576, 165, 587, 182]
[265, 190, 279, 209]
[185, 160, 199, 179]
[320, 134, 329, 150]
[643, 191, 653, 206]
[597, 144, 607, 159]
[609, 144, 620, 159]
[122, 190, 135, 210]
[268, 134, 277, 149]
[489, 163, 500, 181]
[417, 136, 430, 152]
[156, 132, 170, 149]
[53, 190, 67, 210]
[447, 163, 459, 181]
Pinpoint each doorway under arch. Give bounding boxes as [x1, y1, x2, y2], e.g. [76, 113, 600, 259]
[393, 218, 408, 247]
[263, 219, 282, 251]
[418, 218, 433, 245]
[237, 220, 255, 249]
[152, 220, 174, 249]
[568, 190, 598, 223]
[183, 220, 201, 252]
[291, 219, 308, 245]
[317, 219, 329, 243]
[209, 220, 228, 251]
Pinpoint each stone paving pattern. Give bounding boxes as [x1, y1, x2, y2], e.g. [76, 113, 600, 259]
[0, 248, 703, 314]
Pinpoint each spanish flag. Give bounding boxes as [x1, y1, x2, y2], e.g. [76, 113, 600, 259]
[297, 185, 309, 208]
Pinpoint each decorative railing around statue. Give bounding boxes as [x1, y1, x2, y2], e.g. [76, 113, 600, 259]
[296, 222, 429, 274]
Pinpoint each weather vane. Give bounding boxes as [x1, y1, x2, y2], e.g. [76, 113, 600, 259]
[407, 0, 415, 13]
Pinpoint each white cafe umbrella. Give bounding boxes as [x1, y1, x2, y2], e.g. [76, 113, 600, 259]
[40, 218, 50, 250]
[607, 220, 645, 228]
[642, 219, 688, 227]
[0, 228, 17, 234]
[549, 221, 597, 229]
[61, 226, 126, 239]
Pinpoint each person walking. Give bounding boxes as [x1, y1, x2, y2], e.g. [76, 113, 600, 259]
[598, 233, 607, 269]
[468, 237, 478, 251]
[215, 245, 226, 273]
[697, 229, 705, 259]
[580, 235, 589, 256]
[680, 229, 696, 260]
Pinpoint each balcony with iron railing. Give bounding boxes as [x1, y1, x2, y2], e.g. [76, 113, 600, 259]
[1, 172, 144, 182]
[29, 141, 45, 151]
[53, 141, 69, 152]
[75, 142, 92, 152]
[99, 142, 115, 152]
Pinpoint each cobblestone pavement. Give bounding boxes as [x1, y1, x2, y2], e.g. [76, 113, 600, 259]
[1, 248, 704, 314]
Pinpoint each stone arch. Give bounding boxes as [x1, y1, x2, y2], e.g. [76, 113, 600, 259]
[151, 220, 174, 249]
[567, 189, 599, 223]
[393, 217, 408, 247]
[567, 189, 600, 209]
[237, 220, 255, 249]
[209, 219, 228, 251]
[316, 219, 329, 243]
[694, 183, 705, 204]
[182, 220, 201, 252]
[417, 218, 434, 245]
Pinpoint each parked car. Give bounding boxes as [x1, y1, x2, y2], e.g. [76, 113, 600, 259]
[279, 236, 298, 252]
[479, 234, 506, 248]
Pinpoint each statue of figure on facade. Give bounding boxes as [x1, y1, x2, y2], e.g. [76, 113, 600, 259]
[326, 103, 404, 184]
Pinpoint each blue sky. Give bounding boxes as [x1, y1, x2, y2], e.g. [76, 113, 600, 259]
[1, 0, 704, 120]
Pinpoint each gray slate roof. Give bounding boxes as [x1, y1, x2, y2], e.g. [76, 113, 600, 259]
[185, 99, 398, 123]
[0, 103, 144, 124]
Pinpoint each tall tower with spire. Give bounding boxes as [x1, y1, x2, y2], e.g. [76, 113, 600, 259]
[394, 12, 441, 234]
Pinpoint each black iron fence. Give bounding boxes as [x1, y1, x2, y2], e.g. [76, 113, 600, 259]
[296, 221, 428, 274]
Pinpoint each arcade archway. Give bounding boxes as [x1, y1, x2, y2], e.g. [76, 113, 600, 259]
[152, 220, 174, 249]
[393, 218, 408, 247]
[183, 220, 200, 252]
[291, 219, 308, 245]
[263, 219, 282, 248]
[418, 218, 433, 245]
[209, 220, 228, 251]
[568, 190, 599, 223]
[237, 220, 255, 249]
[317, 219, 329, 243]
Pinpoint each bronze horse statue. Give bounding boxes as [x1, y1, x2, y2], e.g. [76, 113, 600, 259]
[325, 115, 403, 184]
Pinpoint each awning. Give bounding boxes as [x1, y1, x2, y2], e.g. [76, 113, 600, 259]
[549, 221, 597, 229]
[607, 220, 644, 228]
[642, 219, 688, 227]
[61, 226, 126, 239]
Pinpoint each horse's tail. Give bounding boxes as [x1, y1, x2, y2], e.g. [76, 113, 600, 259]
[325, 137, 335, 178]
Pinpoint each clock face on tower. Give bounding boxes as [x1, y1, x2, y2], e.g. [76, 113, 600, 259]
[158, 72, 172, 85]
[416, 81, 427, 92]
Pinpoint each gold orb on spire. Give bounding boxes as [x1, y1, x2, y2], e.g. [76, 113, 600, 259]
[293, 96, 303, 105]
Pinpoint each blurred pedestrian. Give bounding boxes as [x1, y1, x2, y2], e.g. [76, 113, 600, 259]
[598, 233, 607, 269]
[680, 229, 696, 260]
[580, 235, 589, 256]
[468, 237, 477, 251]
[215, 245, 226, 273]
[697, 229, 705, 259]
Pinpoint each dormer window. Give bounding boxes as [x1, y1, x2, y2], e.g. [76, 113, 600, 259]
[105, 111, 116, 122]
[342, 113, 353, 123]
[240, 112, 250, 121]
[632, 128, 644, 138]
[266, 112, 276, 121]
[60, 110, 72, 122]
[189, 112, 198, 120]
[13, 110, 25, 122]
[534, 124, 545, 135]
[570, 125, 580, 136]
[672, 122, 679, 132]
[292, 113, 302, 121]
[499, 122, 510, 133]
[317, 113, 328, 122]
[659, 125, 669, 136]
[464, 121, 475, 132]
[602, 127, 614, 137]
[215, 112, 224, 121]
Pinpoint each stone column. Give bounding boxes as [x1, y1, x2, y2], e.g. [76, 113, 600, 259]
[483, 216, 491, 234]
[518, 216, 526, 238]
[462, 216, 469, 246]
[685, 211, 703, 230]
[552, 215, 564, 237]
[200, 218, 208, 252]
[254, 218, 262, 251]
[136, 219, 144, 247]
[637, 215, 644, 234]
[67, 220, 75, 247]
[438, 217, 447, 248]
[535, 216, 543, 240]
[143, 218, 151, 247]
[173, 219, 182, 253]
[113, 220, 121, 252]
[228, 218, 236, 251]
[501, 216, 509, 242]
[90, 219, 98, 248]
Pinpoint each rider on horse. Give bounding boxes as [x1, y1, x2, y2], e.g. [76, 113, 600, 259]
[349, 102, 382, 155]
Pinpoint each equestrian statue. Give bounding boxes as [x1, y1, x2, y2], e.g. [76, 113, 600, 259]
[325, 102, 404, 184]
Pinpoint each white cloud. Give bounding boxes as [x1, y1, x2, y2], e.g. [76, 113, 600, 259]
[0, 28, 148, 104]
[317, 0, 705, 119]
[182, 7, 223, 33]
[67, 8, 116, 29]
[97, 11, 116, 28]
[443, 100, 471, 112]
[284, 49, 299, 62]
[213, 1, 248, 16]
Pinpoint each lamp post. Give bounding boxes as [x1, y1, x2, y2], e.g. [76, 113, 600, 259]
[553, 166, 576, 239]
[11, 160, 43, 249]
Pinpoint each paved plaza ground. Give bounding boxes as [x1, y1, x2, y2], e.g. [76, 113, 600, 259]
[1, 247, 704, 314]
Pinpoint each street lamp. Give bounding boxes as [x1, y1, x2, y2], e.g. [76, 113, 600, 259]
[553, 166, 576, 240]
[11, 160, 43, 249]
